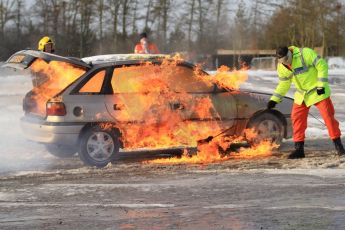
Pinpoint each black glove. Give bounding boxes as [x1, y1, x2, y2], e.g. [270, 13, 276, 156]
[267, 100, 277, 109]
[317, 87, 325, 95]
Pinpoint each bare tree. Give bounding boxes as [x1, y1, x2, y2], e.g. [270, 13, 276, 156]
[196, 0, 212, 52]
[144, 0, 152, 29]
[186, 0, 195, 50]
[122, 0, 129, 38]
[160, 0, 170, 51]
[1, 0, 345, 60]
[131, 0, 138, 34]
[0, 0, 15, 39]
[108, 0, 121, 51]
[97, 0, 104, 53]
[79, 0, 94, 57]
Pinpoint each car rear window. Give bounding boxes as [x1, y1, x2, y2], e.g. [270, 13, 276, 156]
[26, 58, 87, 116]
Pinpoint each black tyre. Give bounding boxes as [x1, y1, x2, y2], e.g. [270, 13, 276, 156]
[44, 144, 77, 158]
[246, 112, 284, 145]
[79, 126, 120, 167]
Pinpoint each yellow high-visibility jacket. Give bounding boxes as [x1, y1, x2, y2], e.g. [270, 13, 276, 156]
[270, 46, 330, 107]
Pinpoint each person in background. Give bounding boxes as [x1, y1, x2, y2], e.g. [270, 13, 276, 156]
[238, 56, 250, 70]
[134, 32, 160, 54]
[267, 45, 345, 159]
[38, 36, 55, 53]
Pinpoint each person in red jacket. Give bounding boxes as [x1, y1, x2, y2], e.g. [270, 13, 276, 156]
[134, 32, 160, 54]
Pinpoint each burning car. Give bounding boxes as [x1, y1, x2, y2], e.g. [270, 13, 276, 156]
[3, 50, 293, 167]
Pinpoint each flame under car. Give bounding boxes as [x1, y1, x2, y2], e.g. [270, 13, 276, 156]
[3, 50, 293, 167]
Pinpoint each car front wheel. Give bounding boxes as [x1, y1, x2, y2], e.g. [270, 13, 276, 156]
[246, 112, 284, 146]
[79, 125, 120, 167]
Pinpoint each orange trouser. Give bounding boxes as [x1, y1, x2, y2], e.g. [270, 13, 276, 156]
[291, 97, 341, 142]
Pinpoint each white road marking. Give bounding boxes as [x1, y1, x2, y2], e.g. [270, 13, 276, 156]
[0, 202, 175, 208]
[265, 205, 345, 211]
[43, 183, 174, 188]
[205, 204, 345, 211]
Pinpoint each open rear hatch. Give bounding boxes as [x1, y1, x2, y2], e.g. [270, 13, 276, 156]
[2, 50, 91, 117]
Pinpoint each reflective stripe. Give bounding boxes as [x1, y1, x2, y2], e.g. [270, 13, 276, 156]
[294, 67, 309, 75]
[312, 55, 321, 66]
[279, 77, 290, 81]
[293, 48, 309, 75]
[300, 48, 306, 66]
[318, 78, 328, 83]
[273, 93, 284, 99]
[279, 74, 293, 81]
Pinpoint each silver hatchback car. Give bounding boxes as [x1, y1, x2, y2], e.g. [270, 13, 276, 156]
[3, 50, 293, 167]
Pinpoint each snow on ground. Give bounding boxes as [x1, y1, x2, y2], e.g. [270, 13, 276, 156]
[0, 69, 57, 173]
[327, 57, 345, 69]
[0, 67, 345, 174]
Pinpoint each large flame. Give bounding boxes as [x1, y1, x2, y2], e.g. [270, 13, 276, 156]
[146, 133, 276, 165]
[107, 60, 224, 149]
[27, 55, 275, 164]
[28, 59, 86, 115]
[97, 58, 274, 163]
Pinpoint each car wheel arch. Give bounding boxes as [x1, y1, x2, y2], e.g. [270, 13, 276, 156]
[246, 109, 288, 138]
[78, 122, 123, 147]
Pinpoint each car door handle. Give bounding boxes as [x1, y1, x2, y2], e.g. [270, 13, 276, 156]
[170, 102, 185, 110]
[113, 104, 124, 110]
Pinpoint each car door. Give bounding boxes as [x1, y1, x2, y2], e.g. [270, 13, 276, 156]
[104, 64, 171, 124]
[165, 64, 237, 132]
[210, 87, 238, 134]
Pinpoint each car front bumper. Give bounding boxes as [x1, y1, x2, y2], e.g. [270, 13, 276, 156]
[20, 116, 85, 146]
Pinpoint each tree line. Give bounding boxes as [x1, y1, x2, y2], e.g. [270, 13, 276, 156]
[0, 0, 344, 61]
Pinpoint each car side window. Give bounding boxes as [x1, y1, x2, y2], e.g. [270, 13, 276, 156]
[111, 64, 213, 93]
[79, 70, 106, 93]
[166, 65, 213, 93]
[111, 65, 146, 93]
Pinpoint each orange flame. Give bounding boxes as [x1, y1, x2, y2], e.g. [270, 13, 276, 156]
[194, 64, 248, 91]
[103, 58, 274, 163]
[27, 59, 86, 115]
[146, 139, 275, 165]
[99, 59, 232, 150]
[28, 55, 275, 164]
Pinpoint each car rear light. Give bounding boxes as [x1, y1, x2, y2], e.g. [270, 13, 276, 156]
[46, 102, 66, 116]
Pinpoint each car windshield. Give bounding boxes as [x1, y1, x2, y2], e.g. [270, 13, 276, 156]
[25, 58, 87, 116]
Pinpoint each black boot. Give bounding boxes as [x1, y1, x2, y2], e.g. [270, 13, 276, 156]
[288, 141, 305, 159]
[333, 138, 345, 156]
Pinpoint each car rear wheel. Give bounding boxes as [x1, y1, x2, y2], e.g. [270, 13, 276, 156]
[79, 126, 120, 167]
[44, 144, 77, 158]
[246, 112, 284, 146]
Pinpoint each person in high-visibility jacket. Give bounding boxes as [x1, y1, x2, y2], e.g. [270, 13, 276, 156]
[267, 46, 345, 159]
[134, 32, 160, 54]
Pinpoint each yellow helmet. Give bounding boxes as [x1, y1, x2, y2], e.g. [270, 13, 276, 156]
[38, 36, 54, 52]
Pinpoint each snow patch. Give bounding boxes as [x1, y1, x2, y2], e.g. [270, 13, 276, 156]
[327, 57, 345, 69]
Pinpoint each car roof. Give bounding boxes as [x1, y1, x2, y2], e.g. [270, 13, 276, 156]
[83, 55, 200, 71]
[82, 54, 169, 65]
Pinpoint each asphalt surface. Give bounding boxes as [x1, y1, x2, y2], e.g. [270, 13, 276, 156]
[1, 141, 345, 229]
